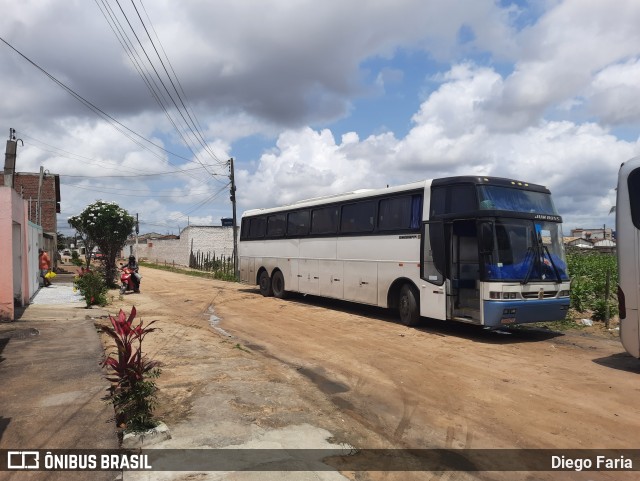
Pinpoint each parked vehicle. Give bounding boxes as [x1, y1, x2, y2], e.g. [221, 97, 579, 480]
[239, 175, 570, 327]
[616, 156, 640, 358]
[119, 265, 140, 294]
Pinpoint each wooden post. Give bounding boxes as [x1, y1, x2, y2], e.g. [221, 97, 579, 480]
[604, 268, 611, 329]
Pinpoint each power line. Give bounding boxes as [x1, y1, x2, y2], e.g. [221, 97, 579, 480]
[91, 1, 228, 186]
[132, 0, 224, 166]
[64, 182, 214, 198]
[0, 35, 222, 176]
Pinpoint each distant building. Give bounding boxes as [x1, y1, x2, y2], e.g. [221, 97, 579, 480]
[570, 227, 614, 241]
[564, 237, 594, 249]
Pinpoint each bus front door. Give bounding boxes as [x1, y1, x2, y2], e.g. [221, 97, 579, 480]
[421, 222, 447, 321]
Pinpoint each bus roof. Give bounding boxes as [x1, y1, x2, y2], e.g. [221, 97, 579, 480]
[242, 180, 427, 217]
[241, 175, 551, 218]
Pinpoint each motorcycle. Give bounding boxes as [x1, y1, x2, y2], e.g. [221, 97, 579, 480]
[119, 265, 141, 294]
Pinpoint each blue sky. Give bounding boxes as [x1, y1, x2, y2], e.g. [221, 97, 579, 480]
[1, 0, 639, 236]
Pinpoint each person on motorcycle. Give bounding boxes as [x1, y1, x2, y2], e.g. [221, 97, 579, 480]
[125, 255, 141, 292]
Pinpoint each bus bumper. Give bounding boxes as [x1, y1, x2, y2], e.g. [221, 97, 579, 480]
[483, 299, 570, 327]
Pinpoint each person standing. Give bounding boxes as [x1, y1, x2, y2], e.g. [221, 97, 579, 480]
[39, 248, 51, 287]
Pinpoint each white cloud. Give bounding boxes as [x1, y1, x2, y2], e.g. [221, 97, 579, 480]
[239, 63, 639, 229]
[586, 58, 640, 125]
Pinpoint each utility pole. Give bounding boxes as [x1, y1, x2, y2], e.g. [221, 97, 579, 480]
[4, 128, 20, 188]
[135, 213, 139, 259]
[229, 158, 238, 278]
[37, 166, 45, 226]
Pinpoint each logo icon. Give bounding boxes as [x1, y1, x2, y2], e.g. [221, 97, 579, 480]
[7, 451, 39, 470]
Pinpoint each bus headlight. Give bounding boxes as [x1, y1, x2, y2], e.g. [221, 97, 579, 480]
[490, 292, 518, 300]
[558, 290, 570, 297]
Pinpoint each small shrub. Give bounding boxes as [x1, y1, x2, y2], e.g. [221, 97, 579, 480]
[71, 251, 84, 267]
[591, 298, 618, 322]
[74, 268, 108, 307]
[101, 306, 161, 433]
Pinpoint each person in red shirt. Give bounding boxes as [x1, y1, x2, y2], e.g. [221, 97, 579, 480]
[39, 248, 51, 287]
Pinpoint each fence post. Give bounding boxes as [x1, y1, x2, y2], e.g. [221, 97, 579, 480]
[604, 268, 611, 329]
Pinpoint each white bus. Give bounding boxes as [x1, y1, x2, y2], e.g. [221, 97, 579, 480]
[239, 176, 570, 327]
[616, 156, 640, 358]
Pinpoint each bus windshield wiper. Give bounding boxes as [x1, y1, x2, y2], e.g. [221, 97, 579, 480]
[521, 245, 536, 285]
[543, 245, 562, 283]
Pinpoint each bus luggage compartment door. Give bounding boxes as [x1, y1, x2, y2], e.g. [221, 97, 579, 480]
[298, 259, 319, 295]
[319, 260, 343, 299]
[344, 261, 377, 304]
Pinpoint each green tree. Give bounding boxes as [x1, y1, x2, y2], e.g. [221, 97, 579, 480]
[56, 232, 67, 252]
[68, 201, 135, 287]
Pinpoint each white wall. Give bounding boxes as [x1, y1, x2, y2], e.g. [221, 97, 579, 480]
[126, 226, 234, 267]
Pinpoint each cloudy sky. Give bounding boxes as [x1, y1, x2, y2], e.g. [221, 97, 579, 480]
[2, 0, 639, 236]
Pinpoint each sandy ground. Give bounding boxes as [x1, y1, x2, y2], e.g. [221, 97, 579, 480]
[99, 264, 640, 481]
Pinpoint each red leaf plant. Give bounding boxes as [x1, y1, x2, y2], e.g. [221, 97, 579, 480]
[101, 306, 161, 432]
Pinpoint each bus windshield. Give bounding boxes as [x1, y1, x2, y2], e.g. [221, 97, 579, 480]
[478, 185, 558, 215]
[482, 219, 569, 283]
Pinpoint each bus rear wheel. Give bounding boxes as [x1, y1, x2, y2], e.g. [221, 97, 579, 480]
[259, 270, 273, 297]
[399, 284, 420, 326]
[272, 270, 287, 299]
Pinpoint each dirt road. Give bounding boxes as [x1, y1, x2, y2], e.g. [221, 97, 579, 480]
[110, 265, 640, 480]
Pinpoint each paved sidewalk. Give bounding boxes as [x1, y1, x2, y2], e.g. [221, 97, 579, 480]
[0, 286, 119, 480]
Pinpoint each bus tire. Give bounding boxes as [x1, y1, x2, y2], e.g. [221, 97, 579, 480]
[259, 270, 273, 297]
[272, 270, 287, 299]
[399, 284, 420, 326]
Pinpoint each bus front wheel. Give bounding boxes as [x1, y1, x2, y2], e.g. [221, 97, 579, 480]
[259, 270, 273, 297]
[399, 284, 420, 326]
[272, 271, 287, 299]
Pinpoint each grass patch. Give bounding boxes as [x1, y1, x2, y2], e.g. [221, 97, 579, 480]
[139, 261, 237, 282]
[519, 319, 584, 332]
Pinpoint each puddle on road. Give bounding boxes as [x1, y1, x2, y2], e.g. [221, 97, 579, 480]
[206, 305, 233, 338]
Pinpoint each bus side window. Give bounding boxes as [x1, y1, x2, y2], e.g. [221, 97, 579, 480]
[249, 217, 266, 239]
[267, 214, 286, 237]
[628, 168, 640, 229]
[311, 206, 339, 234]
[430, 187, 446, 217]
[287, 210, 310, 237]
[422, 222, 444, 285]
[240, 218, 250, 240]
[341, 201, 375, 233]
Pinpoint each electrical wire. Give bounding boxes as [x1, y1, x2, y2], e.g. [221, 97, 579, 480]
[0, 34, 227, 185]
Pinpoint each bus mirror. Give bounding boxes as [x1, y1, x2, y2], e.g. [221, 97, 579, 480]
[479, 222, 494, 254]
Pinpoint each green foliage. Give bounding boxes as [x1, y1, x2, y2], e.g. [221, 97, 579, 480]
[68, 201, 135, 288]
[74, 268, 108, 307]
[56, 232, 66, 251]
[101, 306, 161, 433]
[71, 251, 83, 267]
[566, 250, 618, 318]
[140, 260, 237, 282]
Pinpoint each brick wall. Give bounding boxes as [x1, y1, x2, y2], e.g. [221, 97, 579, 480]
[0, 173, 59, 233]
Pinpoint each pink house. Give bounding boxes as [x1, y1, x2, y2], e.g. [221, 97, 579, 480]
[0, 186, 35, 320]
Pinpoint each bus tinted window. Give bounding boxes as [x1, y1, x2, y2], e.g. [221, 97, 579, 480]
[341, 201, 375, 233]
[311, 206, 339, 234]
[430, 187, 446, 217]
[240, 218, 250, 240]
[628, 168, 640, 229]
[379, 195, 423, 231]
[450, 185, 476, 213]
[249, 217, 266, 239]
[287, 210, 310, 236]
[478, 185, 557, 214]
[267, 214, 286, 237]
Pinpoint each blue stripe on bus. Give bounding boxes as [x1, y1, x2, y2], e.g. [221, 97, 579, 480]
[483, 299, 570, 327]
